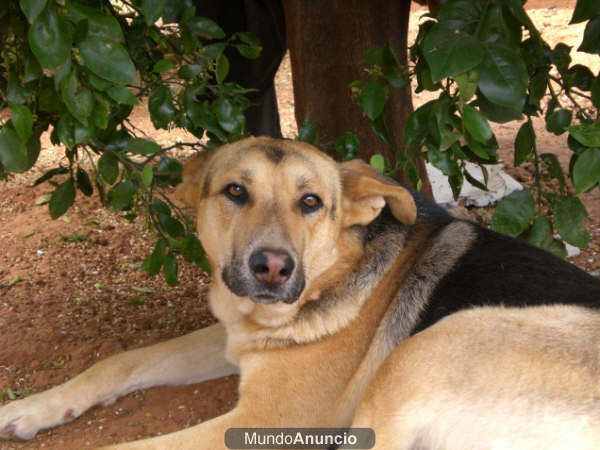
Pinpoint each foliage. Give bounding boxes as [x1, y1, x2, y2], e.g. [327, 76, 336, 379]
[0, 0, 261, 282]
[1, 0, 600, 289]
[351, 0, 600, 258]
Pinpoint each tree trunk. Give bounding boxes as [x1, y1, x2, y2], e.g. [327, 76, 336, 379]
[284, 0, 433, 198]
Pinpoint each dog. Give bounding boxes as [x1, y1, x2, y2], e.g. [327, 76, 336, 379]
[1, 136, 600, 449]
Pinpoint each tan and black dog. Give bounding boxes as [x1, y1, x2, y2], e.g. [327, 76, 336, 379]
[1, 136, 600, 449]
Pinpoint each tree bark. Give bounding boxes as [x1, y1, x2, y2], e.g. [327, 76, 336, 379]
[284, 0, 433, 198]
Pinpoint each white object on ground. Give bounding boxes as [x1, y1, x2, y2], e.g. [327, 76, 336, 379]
[427, 162, 522, 207]
[558, 238, 582, 259]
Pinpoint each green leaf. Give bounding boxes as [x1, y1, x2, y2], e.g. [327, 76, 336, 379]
[504, 0, 540, 40]
[10, 104, 33, 142]
[142, 239, 167, 276]
[187, 16, 225, 38]
[545, 109, 572, 135]
[478, 3, 521, 48]
[56, 113, 91, 148]
[181, 233, 205, 264]
[404, 101, 434, 147]
[463, 168, 488, 191]
[127, 138, 161, 155]
[49, 178, 76, 219]
[215, 98, 244, 134]
[572, 148, 600, 194]
[61, 70, 94, 126]
[34, 166, 69, 186]
[108, 180, 137, 211]
[371, 113, 391, 146]
[98, 152, 119, 184]
[422, 23, 484, 82]
[527, 217, 566, 259]
[491, 190, 534, 237]
[88, 73, 112, 91]
[216, 53, 229, 84]
[465, 132, 491, 160]
[298, 117, 317, 143]
[236, 43, 262, 59]
[153, 58, 175, 73]
[449, 173, 464, 200]
[67, 1, 124, 42]
[178, 64, 203, 79]
[163, 251, 178, 285]
[528, 73, 547, 106]
[80, 37, 137, 85]
[568, 122, 600, 147]
[152, 197, 171, 216]
[0, 126, 29, 173]
[455, 70, 479, 104]
[141, 166, 153, 188]
[478, 42, 528, 111]
[19, 0, 47, 22]
[7, 78, 31, 105]
[25, 53, 43, 82]
[333, 133, 360, 160]
[591, 78, 600, 109]
[369, 154, 386, 174]
[359, 80, 386, 121]
[570, 0, 600, 24]
[203, 42, 226, 60]
[141, 0, 166, 25]
[107, 85, 139, 106]
[158, 214, 185, 238]
[554, 196, 590, 248]
[578, 16, 600, 54]
[566, 64, 594, 91]
[437, 0, 486, 29]
[236, 31, 262, 59]
[76, 167, 93, 196]
[148, 86, 176, 129]
[92, 93, 110, 129]
[540, 153, 566, 191]
[439, 129, 461, 152]
[427, 146, 460, 176]
[154, 157, 182, 187]
[476, 91, 523, 123]
[462, 105, 492, 144]
[56, 114, 76, 148]
[550, 43, 572, 75]
[28, 5, 71, 69]
[237, 31, 261, 46]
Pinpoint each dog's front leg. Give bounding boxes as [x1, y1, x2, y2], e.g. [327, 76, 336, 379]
[0, 323, 237, 441]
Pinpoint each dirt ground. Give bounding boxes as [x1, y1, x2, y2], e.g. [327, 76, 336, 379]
[1, 0, 599, 448]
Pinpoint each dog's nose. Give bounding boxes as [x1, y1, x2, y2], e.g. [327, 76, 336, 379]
[249, 249, 295, 285]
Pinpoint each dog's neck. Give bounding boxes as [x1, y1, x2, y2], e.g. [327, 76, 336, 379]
[210, 213, 410, 360]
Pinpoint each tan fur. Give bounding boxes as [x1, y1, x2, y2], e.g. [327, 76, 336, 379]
[1, 137, 598, 450]
[352, 305, 600, 449]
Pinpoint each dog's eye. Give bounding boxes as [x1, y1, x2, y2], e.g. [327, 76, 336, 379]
[223, 183, 248, 204]
[299, 194, 323, 214]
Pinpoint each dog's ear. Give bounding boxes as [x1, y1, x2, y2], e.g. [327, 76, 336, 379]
[340, 159, 417, 227]
[174, 150, 214, 208]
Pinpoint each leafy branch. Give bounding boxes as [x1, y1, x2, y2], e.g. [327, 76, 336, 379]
[348, 0, 599, 258]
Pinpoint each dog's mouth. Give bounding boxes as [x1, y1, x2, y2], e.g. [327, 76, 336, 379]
[249, 294, 284, 304]
[221, 264, 305, 305]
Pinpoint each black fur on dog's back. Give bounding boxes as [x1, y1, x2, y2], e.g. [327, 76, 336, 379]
[413, 225, 600, 334]
[396, 188, 600, 335]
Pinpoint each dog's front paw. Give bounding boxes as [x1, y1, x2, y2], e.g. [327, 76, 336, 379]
[0, 391, 79, 440]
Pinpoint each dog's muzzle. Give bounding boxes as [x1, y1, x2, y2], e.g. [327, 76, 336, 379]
[222, 247, 305, 304]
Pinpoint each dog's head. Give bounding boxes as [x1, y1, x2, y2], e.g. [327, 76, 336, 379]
[176, 137, 416, 325]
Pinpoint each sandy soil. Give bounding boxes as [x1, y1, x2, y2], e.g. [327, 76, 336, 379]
[0, 0, 599, 448]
